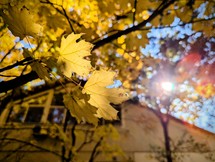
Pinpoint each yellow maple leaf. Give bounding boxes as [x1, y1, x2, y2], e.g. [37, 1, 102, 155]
[58, 33, 93, 77]
[82, 69, 129, 120]
[63, 90, 98, 126]
[1, 7, 43, 39]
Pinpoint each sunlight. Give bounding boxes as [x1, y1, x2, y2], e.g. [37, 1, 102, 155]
[161, 81, 174, 92]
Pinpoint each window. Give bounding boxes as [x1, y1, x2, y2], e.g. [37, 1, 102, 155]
[25, 107, 44, 123]
[5, 89, 77, 125]
[6, 92, 49, 124]
[7, 105, 44, 123]
[4, 87, 122, 126]
[48, 107, 65, 124]
[48, 91, 76, 124]
[51, 93, 64, 105]
[7, 105, 26, 123]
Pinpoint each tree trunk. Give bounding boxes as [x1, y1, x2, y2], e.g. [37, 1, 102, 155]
[161, 118, 173, 162]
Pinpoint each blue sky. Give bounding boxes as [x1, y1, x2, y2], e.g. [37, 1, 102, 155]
[139, 17, 215, 133]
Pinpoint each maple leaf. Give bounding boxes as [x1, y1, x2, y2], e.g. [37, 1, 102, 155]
[58, 33, 93, 78]
[63, 90, 98, 125]
[1, 7, 43, 39]
[31, 61, 51, 81]
[82, 69, 129, 120]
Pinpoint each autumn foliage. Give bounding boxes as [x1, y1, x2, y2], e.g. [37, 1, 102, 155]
[0, 0, 215, 123]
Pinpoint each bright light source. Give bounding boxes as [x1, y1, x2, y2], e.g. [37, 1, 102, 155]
[161, 81, 174, 92]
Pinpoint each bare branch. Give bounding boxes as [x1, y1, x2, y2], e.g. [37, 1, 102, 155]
[76, 130, 94, 152]
[0, 71, 38, 93]
[0, 57, 33, 73]
[89, 137, 103, 162]
[133, 0, 138, 24]
[61, 6, 75, 33]
[0, 74, 19, 77]
[0, 143, 27, 161]
[0, 45, 16, 64]
[92, 0, 176, 50]
[40, 0, 82, 27]
[0, 137, 64, 159]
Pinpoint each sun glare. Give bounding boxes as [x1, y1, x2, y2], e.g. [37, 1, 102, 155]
[161, 81, 174, 92]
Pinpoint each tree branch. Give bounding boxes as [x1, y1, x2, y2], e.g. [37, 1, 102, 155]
[0, 71, 39, 93]
[40, 0, 82, 27]
[0, 57, 33, 73]
[76, 130, 94, 152]
[0, 74, 19, 77]
[0, 137, 64, 159]
[61, 6, 75, 33]
[0, 45, 16, 63]
[138, 16, 215, 31]
[0, 0, 197, 94]
[133, 0, 138, 24]
[89, 137, 103, 162]
[0, 143, 27, 161]
[92, 0, 176, 50]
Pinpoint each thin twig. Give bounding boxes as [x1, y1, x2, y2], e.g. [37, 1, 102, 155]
[76, 130, 94, 152]
[40, 0, 81, 27]
[138, 16, 215, 31]
[89, 137, 103, 162]
[133, 0, 138, 24]
[0, 74, 19, 77]
[0, 57, 33, 73]
[93, 0, 176, 50]
[0, 143, 27, 161]
[0, 45, 16, 64]
[0, 138, 64, 159]
[61, 6, 75, 33]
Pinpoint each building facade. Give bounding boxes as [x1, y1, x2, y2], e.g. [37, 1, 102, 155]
[0, 85, 215, 162]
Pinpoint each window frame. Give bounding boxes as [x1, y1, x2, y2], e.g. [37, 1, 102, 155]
[1, 90, 53, 126]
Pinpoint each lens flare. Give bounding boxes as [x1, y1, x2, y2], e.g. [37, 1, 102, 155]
[161, 81, 174, 92]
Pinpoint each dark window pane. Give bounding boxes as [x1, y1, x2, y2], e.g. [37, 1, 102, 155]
[25, 107, 44, 123]
[7, 106, 26, 123]
[48, 108, 65, 124]
[51, 93, 64, 105]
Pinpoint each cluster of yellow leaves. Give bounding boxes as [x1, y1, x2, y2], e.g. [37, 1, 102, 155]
[53, 33, 127, 123]
[0, 2, 129, 124]
[70, 0, 100, 29]
[195, 83, 215, 98]
[56, 33, 129, 124]
[1, 0, 214, 124]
